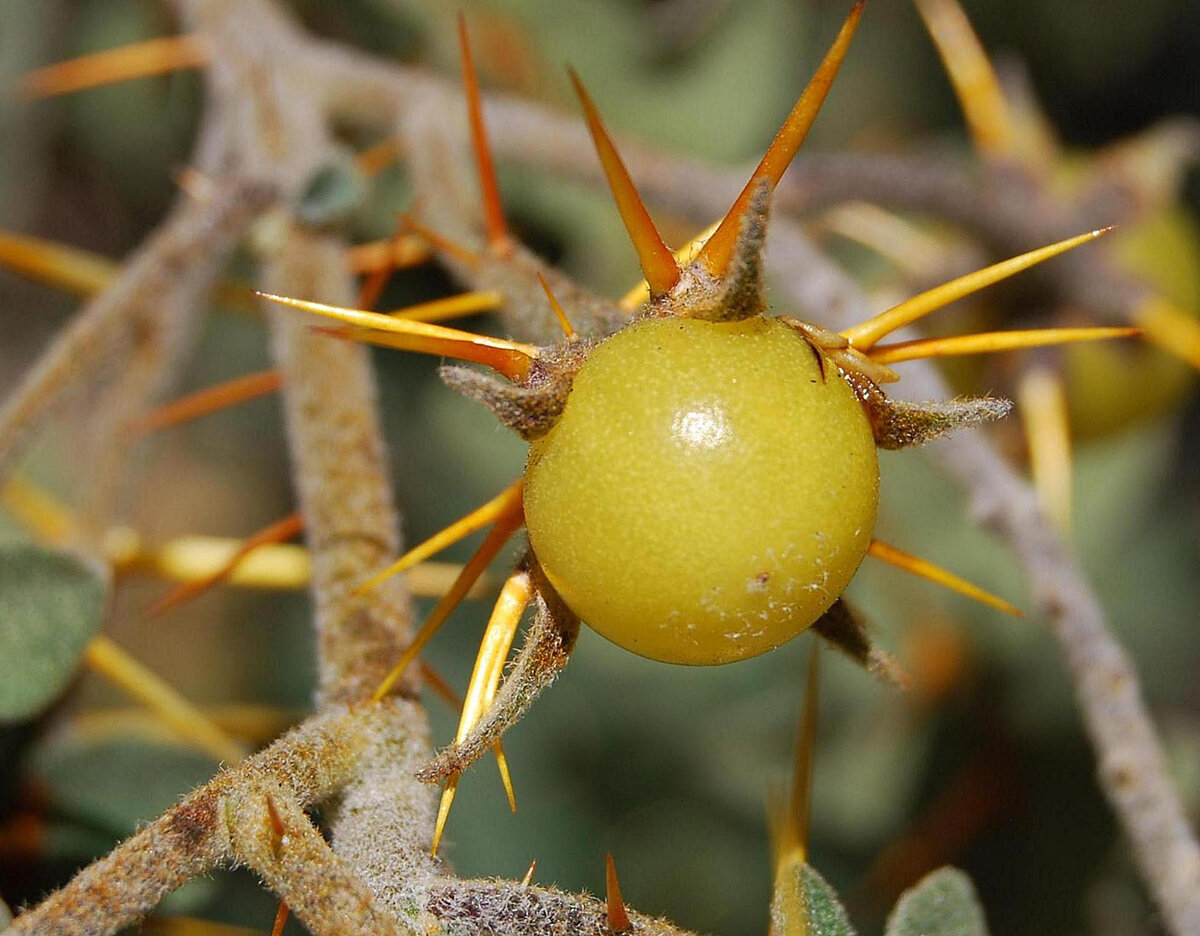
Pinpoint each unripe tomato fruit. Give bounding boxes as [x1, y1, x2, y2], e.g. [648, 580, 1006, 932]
[523, 316, 880, 664]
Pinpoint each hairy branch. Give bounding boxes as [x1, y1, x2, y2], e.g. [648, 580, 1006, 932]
[0, 176, 269, 486]
[7, 706, 372, 936]
[262, 232, 417, 705]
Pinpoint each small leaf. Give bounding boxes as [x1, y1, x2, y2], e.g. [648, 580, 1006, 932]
[770, 860, 856, 936]
[296, 155, 366, 227]
[0, 542, 109, 720]
[0, 894, 11, 927]
[885, 867, 990, 936]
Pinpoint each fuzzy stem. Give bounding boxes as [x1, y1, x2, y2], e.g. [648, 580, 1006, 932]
[262, 232, 417, 706]
[6, 707, 371, 936]
[0, 177, 270, 487]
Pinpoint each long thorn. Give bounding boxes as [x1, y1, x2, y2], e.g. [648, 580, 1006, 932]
[432, 777, 460, 855]
[432, 569, 533, 852]
[82, 636, 245, 764]
[22, 34, 207, 99]
[389, 290, 504, 323]
[536, 274, 577, 338]
[619, 219, 720, 311]
[372, 509, 526, 703]
[459, 15, 512, 254]
[520, 860, 538, 887]
[696, 2, 865, 279]
[148, 513, 304, 617]
[1132, 294, 1200, 371]
[255, 291, 537, 380]
[270, 903, 290, 936]
[347, 235, 433, 274]
[355, 138, 402, 176]
[355, 478, 524, 596]
[130, 370, 282, 435]
[141, 538, 492, 599]
[418, 660, 463, 711]
[843, 228, 1113, 350]
[568, 69, 680, 297]
[355, 219, 406, 309]
[867, 539, 1022, 616]
[773, 643, 820, 881]
[912, 0, 1016, 159]
[814, 201, 947, 278]
[1, 476, 83, 543]
[869, 325, 1140, 366]
[605, 853, 632, 933]
[416, 659, 516, 815]
[1018, 368, 1073, 534]
[402, 217, 483, 267]
[0, 230, 117, 296]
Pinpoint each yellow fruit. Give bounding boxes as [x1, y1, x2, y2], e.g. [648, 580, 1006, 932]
[523, 315, 879, 665]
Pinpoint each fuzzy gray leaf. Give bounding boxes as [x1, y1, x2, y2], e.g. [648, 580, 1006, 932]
[885, 867, 989, 936]
[0, 542, 110, 720]
[770, 862, 856, 936]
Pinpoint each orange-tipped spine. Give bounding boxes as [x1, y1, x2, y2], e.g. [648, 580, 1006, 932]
[431, 569, 532, 853]
[868, 325, 1141, 366]
[0, 230, 117, 296]
[22, 34, 207, 99]
[255, 291, 537, 381]
[569, 68, 680, 298]
[536, 274, 577, 338]
[372, 505, 526, 704]
[842, 228, 1113, 350]
[605, 853, 632, 933]
[696, 2, 865, 279]
[459, 15, 512, 254]
[354, 478, 524, 597]
[868, 539, 1022, 616]
[147, 513, 304, 617]
[130, 370, 282, 435]
[912, 0, 1015, 159]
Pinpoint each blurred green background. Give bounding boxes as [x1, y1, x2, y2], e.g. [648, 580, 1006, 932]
[1, 1, 1198, 934]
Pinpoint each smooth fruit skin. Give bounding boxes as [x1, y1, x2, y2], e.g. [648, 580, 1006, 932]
[524, 316, 880, 665]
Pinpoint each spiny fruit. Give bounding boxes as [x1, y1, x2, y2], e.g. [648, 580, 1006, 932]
[254, 4, 1139, 851]
[524, 315, 878, 664]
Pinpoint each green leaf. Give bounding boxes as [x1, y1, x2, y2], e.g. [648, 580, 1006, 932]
[885, 867, 989, 936]
[0, 542, 109, 720]
[800, 864, 856, 936]
[770, 861, 856, 936]
[28, 731, 218, 837]
[296, 155, 367, 227]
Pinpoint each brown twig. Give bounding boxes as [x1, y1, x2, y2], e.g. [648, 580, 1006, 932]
[261, 234, 417, 705]
[0, 176, 270, 487]
[6, 707, 376, 936]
